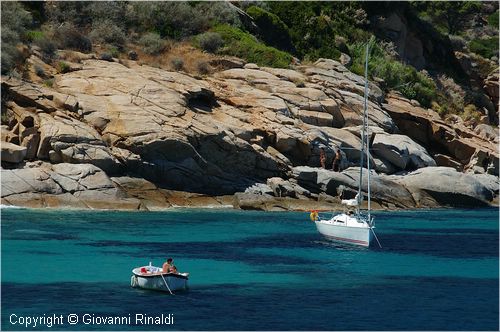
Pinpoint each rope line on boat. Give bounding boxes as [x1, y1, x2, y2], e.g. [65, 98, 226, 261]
[160, 274, 174, 295]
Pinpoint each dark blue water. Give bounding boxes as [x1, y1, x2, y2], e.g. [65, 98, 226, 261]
[1, 207, 498, 330]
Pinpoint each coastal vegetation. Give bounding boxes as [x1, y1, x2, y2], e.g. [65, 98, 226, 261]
[210, 24, 293, 68]
[2, 1, 497, 121]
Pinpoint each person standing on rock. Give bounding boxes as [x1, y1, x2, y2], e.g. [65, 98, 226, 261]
[482, 153, 491, 172]
[332, 149, 342, 172]
[320, 148, 326, 169]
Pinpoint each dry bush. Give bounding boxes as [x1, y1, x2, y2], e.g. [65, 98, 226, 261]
[196, 60, 211, 75]
[130, 42, 216, 75]
[57, 50, 85, 63]
[462, 104, 482, 123]
[435, 74, 466, 113]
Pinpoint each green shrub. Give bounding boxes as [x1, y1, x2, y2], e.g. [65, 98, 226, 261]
[128, 2, 209, 39]
[1, 28, 21, 74]
[54, 24, 92, 53]
[461, 104, 481, 122]
[1, 2, 32, 74]
[34, 37, 57, 63]
[212, 24, 292, 68]
[46, 2, 91, 27]
[138, 32, 167, 55]
[469, 37, 499, 59]
[44, 78, 54, 87]
[56, 61, 70, 74]
[349, 40, 437, 107]
[89, 19, 126, 47]
[1, 111, 10, 125]
[171, 58, 184, 71]
[196, 2, 242, 27]
[34, 65, 45, 77]
[245, 6, 294, 52]
[1, 2, 31, 36]
[265, 2, 368, 61]
[107, 46, 120, 58]
[197, 32, 223, 53]
[87, 1, 128, 28]
[488, 10, 499, 28]
[25, 30, 45, 42]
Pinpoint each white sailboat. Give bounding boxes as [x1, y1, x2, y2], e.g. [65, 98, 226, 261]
[312, 40, 381, 248]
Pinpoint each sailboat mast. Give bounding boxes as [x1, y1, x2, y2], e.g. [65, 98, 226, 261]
[357, 43, 369, 217]
[364, 43, 371, 223]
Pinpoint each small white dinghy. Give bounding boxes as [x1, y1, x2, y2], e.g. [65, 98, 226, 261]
[131, 264, 189, 293]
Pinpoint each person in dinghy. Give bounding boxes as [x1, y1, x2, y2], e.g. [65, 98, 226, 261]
[162, 258, 179, 274]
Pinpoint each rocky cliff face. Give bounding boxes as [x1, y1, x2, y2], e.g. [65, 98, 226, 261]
[1, 54, 498, 210]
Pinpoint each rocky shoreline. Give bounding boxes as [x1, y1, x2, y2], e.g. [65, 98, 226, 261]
[1, 54, 498, 211]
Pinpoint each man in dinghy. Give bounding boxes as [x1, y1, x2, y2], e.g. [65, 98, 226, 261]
[163, 258, 173, 273]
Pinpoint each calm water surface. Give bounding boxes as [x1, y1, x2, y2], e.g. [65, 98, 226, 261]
[1, 207, 498, 330]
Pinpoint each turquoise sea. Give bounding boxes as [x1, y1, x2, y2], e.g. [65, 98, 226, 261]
[1, 207, 498, 330]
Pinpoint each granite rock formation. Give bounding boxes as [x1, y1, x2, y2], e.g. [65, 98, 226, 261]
[1, 55, 498, 210]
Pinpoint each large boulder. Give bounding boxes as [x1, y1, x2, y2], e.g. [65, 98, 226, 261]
[37, 112, 121, 173]
[295, 109, 334, 127]
[1, 165, 62, 197]
[111, 176, 170, 210]
[244, 183, 274, 196]
[474, 124, 498, 143]
[20, 127, 40, 160]
[232, 192, 335, 212]
[266, 177, 311, 199]
[383, 93, 498, 175]
[471, 173, 499, 197]
[307, 127, 373, 168]
[291, 166, 415, 208]
[0, 162, 141, 210]
[1, 142, 27, 163]
[372, 133, 436, 170]
[372, 155, 398, 174]
[1, 78, 58, 113]
[52, 61, 291, 192]
[390, 167, 494, 207]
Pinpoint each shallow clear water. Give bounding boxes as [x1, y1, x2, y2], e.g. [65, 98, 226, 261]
[1, 207, 498, 330]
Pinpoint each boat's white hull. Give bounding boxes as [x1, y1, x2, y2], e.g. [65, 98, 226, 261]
[315, 216, 373, 247]
[131, 267, 188, 292]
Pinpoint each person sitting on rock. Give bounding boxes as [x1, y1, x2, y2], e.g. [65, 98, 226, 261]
[319, 148, 326, 169]
[332, 149, 342, 172]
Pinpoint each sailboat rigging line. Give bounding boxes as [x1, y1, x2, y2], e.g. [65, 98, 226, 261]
[358, 39, 372, 218]
[364, 41, 372, 222]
